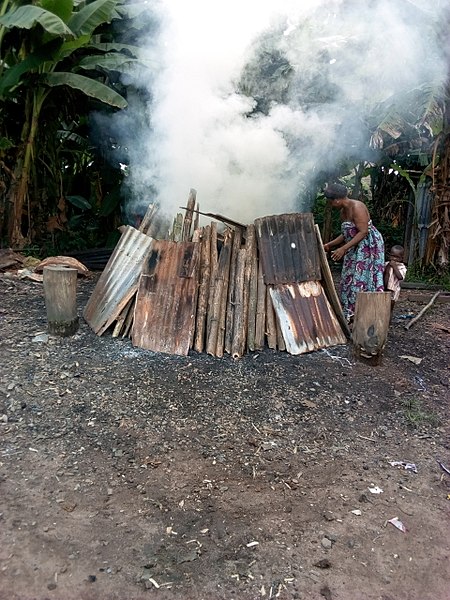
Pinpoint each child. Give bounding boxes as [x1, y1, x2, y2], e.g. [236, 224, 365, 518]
[384, 245, 407, 314]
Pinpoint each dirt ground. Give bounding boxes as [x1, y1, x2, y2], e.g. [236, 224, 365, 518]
[0, 273, 449, 600]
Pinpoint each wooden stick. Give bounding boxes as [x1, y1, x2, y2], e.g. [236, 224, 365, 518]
[254, 259, 266, 350]
[405, 291, 441, 330]
[206, 222, 218, 333]
[139, 203, 157, 235]
[265, 286, 277, 350]
[194, 226, 211, 352]
[224, 227, 243, 354]
[182, 189, 197, 241]
[214, 230, 233, 356]
[112, 295, 133, 337]
[206, 230, 232, 355]
[193, 201, 200, 234]
[315, 224, 351, 338]
[246, 225, 258, 351]
[171, 213, 183, 241]
[122, 296, 136, 338]
[275, 313, 286, 352]
[231, 249, 247, 358]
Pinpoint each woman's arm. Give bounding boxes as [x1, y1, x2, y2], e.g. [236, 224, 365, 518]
[324, 234, 344, 252]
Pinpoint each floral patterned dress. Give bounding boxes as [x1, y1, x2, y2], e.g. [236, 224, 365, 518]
[340, 220, 385, 320]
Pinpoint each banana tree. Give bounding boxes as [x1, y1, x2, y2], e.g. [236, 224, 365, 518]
[0, 0, 138, 247]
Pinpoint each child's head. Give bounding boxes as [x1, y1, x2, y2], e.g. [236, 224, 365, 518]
[389, 245, 404, 262]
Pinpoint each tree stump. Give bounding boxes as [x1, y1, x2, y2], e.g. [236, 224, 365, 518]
[43, 266, 79, 336]
[352, 292, 391, 365]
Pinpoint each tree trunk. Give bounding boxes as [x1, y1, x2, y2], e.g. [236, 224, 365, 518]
[43, 266, 79, 337]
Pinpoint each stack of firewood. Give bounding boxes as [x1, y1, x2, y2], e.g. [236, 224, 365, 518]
[107, 191, 286, 357]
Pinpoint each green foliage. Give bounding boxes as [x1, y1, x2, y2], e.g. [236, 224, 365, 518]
[405, 262, 450, 291]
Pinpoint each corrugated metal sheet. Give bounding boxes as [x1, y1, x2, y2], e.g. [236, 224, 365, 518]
[255, 213, 320, 284]
[132, 240, 200, 355]
[83, 226, 154, 335]
[270, 282, 347, 355]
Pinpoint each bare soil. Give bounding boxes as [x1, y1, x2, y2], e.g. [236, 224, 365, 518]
[1, 274, 449, 600]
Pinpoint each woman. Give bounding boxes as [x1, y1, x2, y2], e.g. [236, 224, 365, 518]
[322, 183, 385, 321]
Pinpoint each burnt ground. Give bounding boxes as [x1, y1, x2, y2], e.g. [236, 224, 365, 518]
[0, 273, 449, 600]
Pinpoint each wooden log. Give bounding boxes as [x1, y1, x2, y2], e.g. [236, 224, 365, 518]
[182, 189, 197, 241]
[404, 291, 441, 330]
[243, 224, 256, 352]
[122, 296, 136, 338]
[139, 203, 157, 235]
[265, 285, 277, 350]
[193, 201, 200, 234]
[224, 227, 243, 353]
[254, 260, 266, 350]
[275, 313, 286, 351]
[216, 230, 233, 356]
[171, 213, 183, 242]
[194, 226, 211, 352]
[231, 249, 247, 358]
[246, 226, 258, 351]
[43, 266, 79, 336]
[352, 291, 391, 365]
[205, 229, 232, 356]
[315, 224, 351, 338]
[206, 222, 218, 332]
[112, 295, 133, 337]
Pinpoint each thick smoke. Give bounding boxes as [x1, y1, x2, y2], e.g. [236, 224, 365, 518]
[121, 0, 449, 223]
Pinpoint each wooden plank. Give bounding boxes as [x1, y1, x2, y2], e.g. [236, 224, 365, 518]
[132, 240, 200, 355]
[224, 227, 243, 354]
[194, 226, 211, 353]
[315, 224, 350, 338]
[231, 249, 247, 358]
[254, 260, 266, 350]
[352, 291, 391, 364]
[182, 189, 196, 241]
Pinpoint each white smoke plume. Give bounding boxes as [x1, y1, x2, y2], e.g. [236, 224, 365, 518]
[121, 0, 449, 223]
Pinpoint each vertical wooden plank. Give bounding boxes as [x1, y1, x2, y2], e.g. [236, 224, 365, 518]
[194, 226, 211, 352]
[266, 286, 277, 350]
[231, 249, 247, 358]
[254, 260, 266, 350]
[224, 227, 243, 354]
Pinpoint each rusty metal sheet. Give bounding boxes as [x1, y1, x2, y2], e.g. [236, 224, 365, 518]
[132, 240, 200, 355]
[83, 226, 154, 335]
[255, 213, 320, 284]
[269, 281, 347, 355]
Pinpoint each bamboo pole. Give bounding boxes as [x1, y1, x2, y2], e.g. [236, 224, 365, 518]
[182, 189, 196, 241]
[265, 285, 277, 350]
[205, 229, 232, 356]
[231, 249, 247, 358]
[224, 227, 243, 353]
[254, 260, 266, 350]
[194, 226, 211, 352]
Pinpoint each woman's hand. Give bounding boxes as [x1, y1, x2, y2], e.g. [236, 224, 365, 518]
[331, 247, 346, 261]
